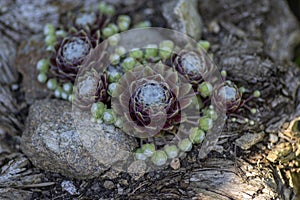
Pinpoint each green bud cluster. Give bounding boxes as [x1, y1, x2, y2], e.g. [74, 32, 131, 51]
[189, 127, 205, 144]
[144, 44, 158, 60]
[91, 102, 107, 119]
[122, 57, 137, 72]
[133, 21, 151, 28]
[198, 82, 213, 98]
[199, 116, 213, 131]
[98, 2, 115, 15]
[91, 102, 116, 124]
[43, 23, 57, 50]
[108, 34, 120, 46]
[178, 138, 193, 152]
[117, 15, 131, 31]
[129, 48, 144, 59]
[135, 143, 178, 166]
[159, 40, 174, 60]
[197, 40, 210, 51]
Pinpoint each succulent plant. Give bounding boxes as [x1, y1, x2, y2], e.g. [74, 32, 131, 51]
[213, 80, 262, 115]
[211, 79, 260, 125]
[189, 128, 205, 144]
[151, 150, 168, 166]
[112, 63, 193, 138]
[37, 2, 229, 168]
[172, 49, 212, 86]
[50, 30, 96, 82]
[164, 145, 179, 159]
[212, 80, 242, 113]
[74, 65, 109, 109]
[37, 2, 151, 102]
[178, 138, 193, 152]
[91, 102, 107, 119]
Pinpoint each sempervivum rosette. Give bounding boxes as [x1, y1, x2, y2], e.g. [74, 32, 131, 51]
[212, 79, 261, 125]
[36, 2, 151, 101]
[50, 30, 97, 82]
[111, 63, 193, 138]
[212, 80, 242, 113]
[74, 69, 109, 110]
[72, 28, 226, 168]
[73, 44, 110, 110]
[172, 49, 213, 86]
[66, 7, 112, 39]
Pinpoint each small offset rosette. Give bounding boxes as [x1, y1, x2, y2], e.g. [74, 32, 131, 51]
[73, 43, 110, 110]
[172, 48, 214, 86]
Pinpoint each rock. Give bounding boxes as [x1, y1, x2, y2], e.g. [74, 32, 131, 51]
[269, 133, 278, 144]
[73, 109, 137, 169]
[103, 180, 115, 190]
[61, 180, 79, 195]
[0, 0, 87, 42]
[263, 0, 300, 61]
[102, 0, 137, 6]
[235, 132, 265, 150]
[162, 0, 203, 40]
[127, 160, 147, 180]
[21, 99, 137, 179]
[170, 158, 180, 170]
[0, 0, 59, 42]
[199, 0, 300, 62]
[117, 184, 124, 195]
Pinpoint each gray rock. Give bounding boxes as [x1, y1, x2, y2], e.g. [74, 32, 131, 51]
[162, 0, 203, 40]
[263, 0, 300, 61]
[127, 160, 147, 180]
[103, 180, 115, 190]
[61, 180, 79, 195]
[0, 0, 59, 42]
[0, 0, 87, 43]
[21, 99, 137, 179]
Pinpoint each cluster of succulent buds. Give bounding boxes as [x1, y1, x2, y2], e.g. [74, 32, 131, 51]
[83, 37, 220, 166]
[36, 2, 151, 102]
[132, 106, 215, 166]
[38, 3, 262, 167]
[77, 32, 261, 167]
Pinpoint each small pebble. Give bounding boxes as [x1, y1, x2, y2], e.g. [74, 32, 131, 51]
[117, 184, 124, 194]
[103, 180, 115, 190]
[269, 133, 278, 144]
[170, 158, 180, 170]
[61, 180, 79, 195]
[208, 20, 220, 33]
[128, 160, 147, 180]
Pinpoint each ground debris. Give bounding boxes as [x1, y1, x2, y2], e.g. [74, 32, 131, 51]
[235, 132, 265, 150]
[0, 153, 44, 188]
